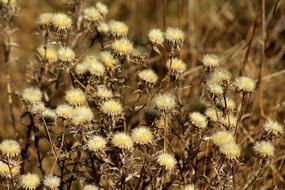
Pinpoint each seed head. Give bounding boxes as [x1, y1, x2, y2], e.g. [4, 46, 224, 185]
[254, 141, 274, 157]
[108, 20, 128, 38]
[51, 13, 72, 31]
[87, 135, 106, 152]
[29, 102, 46, 114]
[37, 13, 53, 28]
[166, 58, 187, 75]
[131, 127, 153, 144]
[43, 175, 61, 190]
[138, 69, 158, 84]
[55, 104, 74, 119]
[209, 69, 231, 87]
[111, 38, 133, 57]
[22, 87, 42, 104]
[96, 85, 113, 99]
[75, 63, 89, 75]
[0, 161, 20, 177]
[97, 22, 109, 34]
[42, 108, 57, 121]
[71, 106, 94, 125]
[83, 184, 99, 190]
[20, 173, 41, 190]
[157, 152, 177, 170]
[37, 46, 58, 63]
[207, 83, 224, 98]
[210, 131, 234, 146]
[88, 61, 105, 76]
[202, 54, 219, 68]
[0, 139, 21, 157]
[65, 88, 86, 106]
[57, 47, 75, 63]
[95, 2, 108, 16]
[190, 112, 208, 129]
[99, 51, 118, 70]
[164, 27, 184, 49]
[83, 7, 103, 23]
[234, 76, 256, 93]
[217, 97, 236, 111]
[112, 132, 133, 149]
[148, 29, 164, 45]
[184, 184, 196, 190]
[220, 142, 241, 159]
[154, 93, 176, 112]
[264, 120, 283, 135]
[205, 108, 220, 122]
[100, 99, 123, 116]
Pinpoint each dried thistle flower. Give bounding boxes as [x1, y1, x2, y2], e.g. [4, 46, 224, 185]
[148, 29, 164, 46]
[83, 184, 99, 190]
[209, 69, 231, 87]
[154, 93, 176, 112]
[131, 126, 153, 144]
[164, 27, 184, 49]
[157, 152, 177, 170]
[264, 120, 283, 135]
[220, 114, 237, 128]
[205, 107, 221, 122]
[71, 106, 94, 125]
[254, 141, 274, 157]
[65, 88, 86, 106]
[131, 46, 147, 61]
[111, 38, 133, 58]
[217, 97, 236, 112]
[83, 7, 103, 24]
[112, 132, 133, 149]
[96, 85, 113, 99]
[202, 54, 219, 68]
[0, 139, 21, 157]
[87, 135, 106, 152]
[207, 83, 224, 98]
[99, 51, 118, 70]
[57, 47, 75, 63]
[97, 22, 109, 34]
[138, 69, 158, 84]
[37, 45, 58, 63]
[43, 175, 61, 190]
[184, 184, 196, 190]
[108, 20, 128, 38]
[22, 87, 42, 104]
[189, 112, 208, 129]
[233, 76, 256, 93]
[29, 102, 46, 114]
[51, 13, 72, 32]
[88, 61, 105, 76]
[55, 104, 74, 119]
[20, 173, 41, 190]
[166, 58, 187, 75]
[210, 131, 234, 146]
[42, 108, 57, 121]
[37, 12, 53, 29]
[95, 2, 108, 16]
[75, 63, 89, 75]
[220, 142, 241, 159]
[0, 161, 20, 177]
[100, 99, 123, 116]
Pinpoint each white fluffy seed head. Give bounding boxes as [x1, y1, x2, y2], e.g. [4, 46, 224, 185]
[37, 13, 54, 27]
[65, 88, 86, 106]
[43, 175, 61, 189]
[184, 184, 196, 190]
[205, 107, 220, 122]
[42, 108, 57, 121]
[96, 2, 108, 16]
[217, 97, 236, 111]
[97, 22, 109, 34]
[100, 99, 123, 115]
[29, 102, 46, 114]
[96, 85, 113, 99]
[0, 161, 20, 177]
[83, 184, 99, 190]
[83, 7, 103, 22]
[87, 135, 106, 152]
[0, 139, 21, 157]
[154, 93, 176, 111]
[157, 152, 177, 170]
[264, 120, 283, 135]
[37, 46, 58, 63]
[20, 173, 41, 190]
[166, 58, 187, 74]
[112, 132, 133, 149]
[75, 63, 90, 75]
[55, 104, 74, 119]
[99, 51, 118, 70]
[22, 87, 42, 103]
[190, 112, 208, 129]
[111, 38, 133, 57]
[138, 69, 158, 84]
[207, 83, 224, 97]
[131, 127, 153, 144]
[254, 141, 274, 157]
[210, 131, 235, 146]
[148, 29, 164, 45]
[209, 69, 231, 86]
[51, 13, 72, 30]
[202, 54, 219, 68]
[234, 76, 256, 93]
[57, 47, 75, 62]
[71, 106, 94, 125]
[165, 27, 184, 42]
[88, 61, 105, 76]
[108, 20, 128, 37]
[220, 142, 241, 159]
